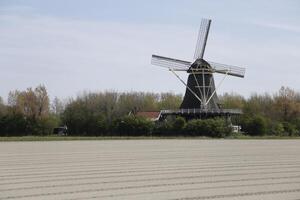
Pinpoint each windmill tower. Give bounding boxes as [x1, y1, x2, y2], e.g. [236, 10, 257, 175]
[151, 18, 245, 119]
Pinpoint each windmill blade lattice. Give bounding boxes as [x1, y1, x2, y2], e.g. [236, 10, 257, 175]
[194, 18, 211, 59]
[208, 61, 246, 78]
[151, 55, 191, 71]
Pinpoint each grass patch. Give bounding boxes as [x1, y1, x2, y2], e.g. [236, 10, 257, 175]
[0, 135, 215, 142]
[225, 132, 300, 139]
[0, 136, 154, 142]
[0, 135, 300, 141]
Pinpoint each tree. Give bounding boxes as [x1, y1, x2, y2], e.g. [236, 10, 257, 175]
[273, 86, 300, 121]
[271, 123, 285, 136]
[30, 115, 60, 136]
[3, 85, 300, 137]
[158, 93, 182, 110]
[242, 115, 267, 136]
[243, 93, 274, 118]
[7, 90, 21, 114]
[0, 96, 6, 116]
[19, 88, 38, 118]
[3, 85, 52, 136]
[34, 85, 50, 118]
[51, 97, 65, 115]
[282, 122, 298, 137]
[0, 113, 27, 136]
[7, 86, 49, 120]
[219, 92, 245, 109]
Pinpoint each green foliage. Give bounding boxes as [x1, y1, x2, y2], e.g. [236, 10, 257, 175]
[0, 97, 6, 116]
[185, 118, 232, 138]
[61, 91, 182, 136]
[282, 122, 298, 136]
[152, 116, 186, 136]
[219, 93, 245, 109]
[36, 115, 60, 135]
[113, 116, 154, 136]
[62, 100, 108, 136]
[2, 85, 300, 138]
[152, 120, 173, 136]
[157, 93, 182, 110]
[241, 115, 267, 136]
[0, 113, 27, 136]
[97, 116, 108, 136]
[271, 123, 285, 136]
[173, 117, 186, 132]
[290, 118, 300, 136]
[0, 86, 55, 136]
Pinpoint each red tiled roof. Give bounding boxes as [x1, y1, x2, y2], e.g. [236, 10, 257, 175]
[136, 111, 160, 119]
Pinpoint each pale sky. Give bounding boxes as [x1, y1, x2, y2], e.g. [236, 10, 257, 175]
[0, 0, 300, 101]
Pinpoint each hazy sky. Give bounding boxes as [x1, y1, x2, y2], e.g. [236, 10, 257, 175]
[1, 0, 300, 101]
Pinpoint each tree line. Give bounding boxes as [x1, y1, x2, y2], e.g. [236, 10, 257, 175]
[221, 86, 300, 136]
[0, 85, 300, 137]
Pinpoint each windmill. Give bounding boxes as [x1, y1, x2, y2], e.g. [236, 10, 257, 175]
[151, 18, 245, 118]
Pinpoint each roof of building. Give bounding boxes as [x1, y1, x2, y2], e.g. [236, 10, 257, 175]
[135, 111, 161, 119]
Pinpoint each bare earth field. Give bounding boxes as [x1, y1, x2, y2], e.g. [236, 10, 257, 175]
[1, 140, 300, 200]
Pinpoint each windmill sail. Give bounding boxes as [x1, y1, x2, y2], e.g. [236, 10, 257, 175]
[151, 55, 191, 70]
[208, 61, 245, 78]
[194, 18, 211, 60]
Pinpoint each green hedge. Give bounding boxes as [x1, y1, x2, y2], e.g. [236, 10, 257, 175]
[113, 116, 154, 136]
[185, 118, 232, 138]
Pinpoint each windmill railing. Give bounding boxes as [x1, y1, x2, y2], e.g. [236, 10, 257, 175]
[160, 108, 242, 115]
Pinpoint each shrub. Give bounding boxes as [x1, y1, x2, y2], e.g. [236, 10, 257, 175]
[185, 118, 231, 138]
[152, 120, 172, 136]
[173, 117, 186, 131]
[37, 115, 60, 135]
[96, 116, 108, 136]
[282, 122, 298, 136]
[271, 123, 285, 136]
[241, 115, 267, 136]
[113, 116, 154, 136]
[152, 116, 186, 136]
[0, 114, 27, 136]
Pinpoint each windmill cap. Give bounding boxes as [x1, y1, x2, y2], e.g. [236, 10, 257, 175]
[188, 59, 212, 73]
